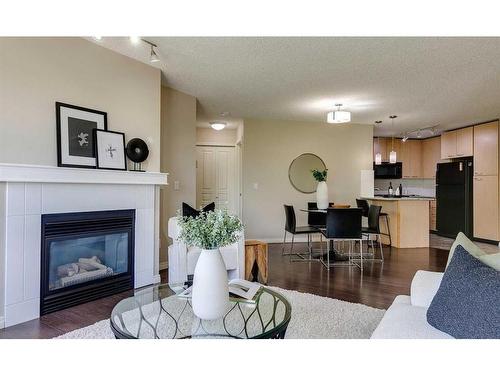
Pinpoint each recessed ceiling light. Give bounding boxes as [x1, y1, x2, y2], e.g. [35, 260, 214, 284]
[327, 104, 351, 124]
[210, 122, 226, 131]
[130, 36, 141, 45]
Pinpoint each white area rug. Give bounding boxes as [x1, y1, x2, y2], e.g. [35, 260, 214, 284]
[56, 287, 385, 339]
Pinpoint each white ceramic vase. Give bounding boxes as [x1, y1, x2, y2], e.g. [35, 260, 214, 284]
[192, 248, 229, 320]
[316, 181, 329, 209]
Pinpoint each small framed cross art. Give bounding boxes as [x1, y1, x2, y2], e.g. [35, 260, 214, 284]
[94, 129, 127, 171]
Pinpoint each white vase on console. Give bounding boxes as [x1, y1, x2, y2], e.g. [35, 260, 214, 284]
[316, 181, 329, 209]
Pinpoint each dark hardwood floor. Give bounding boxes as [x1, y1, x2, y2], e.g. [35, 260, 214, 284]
[0, 242, 449, 339]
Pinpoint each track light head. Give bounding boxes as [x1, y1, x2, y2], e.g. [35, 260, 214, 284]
[150, 46, 160, 63]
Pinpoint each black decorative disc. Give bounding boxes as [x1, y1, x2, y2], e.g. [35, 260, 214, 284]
[126, 138, 149, 163]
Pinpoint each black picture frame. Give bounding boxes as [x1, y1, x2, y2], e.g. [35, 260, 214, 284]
[56, 102, 108, 168]
[94, 129, 127, 171]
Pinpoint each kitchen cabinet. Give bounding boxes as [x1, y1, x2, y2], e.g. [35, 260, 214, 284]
[473, 175, 499, 240]
[473, 122, 498, 176]
[422, 136, 441, 178]
[401, 140, 422, 178]
[456, 127, 473, 157]
[366, 198, 431, 248]
[472, 121, 499, 241]
[429, 200, 437, 231]
[373, 137, 387, 162]
[440, 131, 456, 159]
[441, 127, 473, 159]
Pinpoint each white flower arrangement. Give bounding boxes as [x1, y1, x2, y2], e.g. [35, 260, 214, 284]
[177, 209, 243, 250]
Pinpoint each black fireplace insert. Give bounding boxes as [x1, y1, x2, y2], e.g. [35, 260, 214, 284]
[40, 209, 135, 315]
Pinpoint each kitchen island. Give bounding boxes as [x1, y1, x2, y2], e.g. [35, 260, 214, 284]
[361, 196, 435, 248]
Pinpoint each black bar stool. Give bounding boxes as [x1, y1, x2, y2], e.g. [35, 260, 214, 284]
[361, 204, 384, 261]
[356, 199, 392, 250]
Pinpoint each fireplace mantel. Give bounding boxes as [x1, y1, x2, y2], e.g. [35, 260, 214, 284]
[0, 163, 167, 328]
[0, 163, 168, 185]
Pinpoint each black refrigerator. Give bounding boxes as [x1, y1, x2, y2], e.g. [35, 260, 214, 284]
[436, 158, 473, 238]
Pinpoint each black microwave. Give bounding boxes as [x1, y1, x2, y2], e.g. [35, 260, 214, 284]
[373, 162, 402, 179]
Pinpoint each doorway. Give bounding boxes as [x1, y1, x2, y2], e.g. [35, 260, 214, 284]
[196, 146, 239, 215]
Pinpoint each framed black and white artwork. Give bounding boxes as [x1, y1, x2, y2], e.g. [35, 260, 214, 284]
[94, 129, 127, 171]
[56, 102, 107, 168]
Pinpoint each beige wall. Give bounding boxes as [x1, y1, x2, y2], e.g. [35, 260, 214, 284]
[160, 86, 197, 263]
[243, 118, 373, 240]
[0, 37, 161, 171]
[196, 127, 237, 146]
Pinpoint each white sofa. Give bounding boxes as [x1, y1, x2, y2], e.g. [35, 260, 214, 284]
[371, 270, 453, 339]
[167, 217, 245, 284]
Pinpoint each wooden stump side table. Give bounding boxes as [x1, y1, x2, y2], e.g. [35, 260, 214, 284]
[244, 240, 268, 284]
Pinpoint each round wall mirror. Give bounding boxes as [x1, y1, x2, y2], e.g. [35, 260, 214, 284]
[288, 153, 326, 193]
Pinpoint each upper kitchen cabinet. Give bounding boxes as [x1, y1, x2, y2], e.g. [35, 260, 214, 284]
[440, 127, 473, 159]
[473, 121, 498, 176]
[373, 137, 387, 162]
[440, 130, 456, 159]
[456, 127, 473, 157]
[401, 139, 422, 178]
[422, 136, 441, 178]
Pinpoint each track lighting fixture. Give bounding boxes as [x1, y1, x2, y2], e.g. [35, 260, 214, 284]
[149, 46, 160, 63]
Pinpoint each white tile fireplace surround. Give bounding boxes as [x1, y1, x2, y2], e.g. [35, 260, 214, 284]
[0, 164, 168, 328]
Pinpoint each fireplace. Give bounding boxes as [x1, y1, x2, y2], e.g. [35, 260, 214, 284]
[40, 209, 135, 315]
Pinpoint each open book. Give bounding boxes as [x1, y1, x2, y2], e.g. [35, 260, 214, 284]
[177, 279, 262, 304]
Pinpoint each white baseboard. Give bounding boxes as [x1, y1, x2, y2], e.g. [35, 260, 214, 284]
[159, 261, 168, 271]
[0, 316, 4, 329]
[252, 234, 321, 244]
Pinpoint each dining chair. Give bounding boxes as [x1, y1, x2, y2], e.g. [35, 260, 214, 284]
[282, 205, 321, 260]
[319, 208, 363, 271]
[361, 204, 384, 262]
[307, 201, 334, 228]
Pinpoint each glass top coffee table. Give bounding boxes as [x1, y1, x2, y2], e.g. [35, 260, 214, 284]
[110, 283, 291, 339]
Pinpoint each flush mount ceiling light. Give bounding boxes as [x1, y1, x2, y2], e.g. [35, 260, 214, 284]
[389, 115, 398, 164]
[93, 36, 102, 41]
[210, 122, 226, 131]
[327, 104, 351, 124]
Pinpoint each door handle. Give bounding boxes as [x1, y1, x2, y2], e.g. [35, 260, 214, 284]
[473, 177, 482, 181]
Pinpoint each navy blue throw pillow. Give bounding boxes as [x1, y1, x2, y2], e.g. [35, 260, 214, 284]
[426, 245, 500, 339]
[182, 202, 215, 218]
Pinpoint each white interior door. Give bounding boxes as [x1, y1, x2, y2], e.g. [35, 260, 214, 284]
[196, 146, 237, 214]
